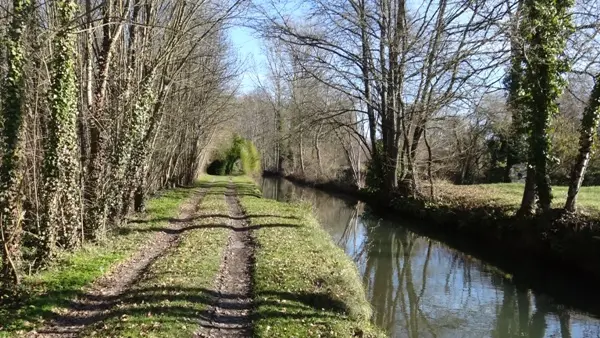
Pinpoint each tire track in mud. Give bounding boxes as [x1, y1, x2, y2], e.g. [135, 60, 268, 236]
[196, 184, 254, 338]
[30, 188, 206, 338]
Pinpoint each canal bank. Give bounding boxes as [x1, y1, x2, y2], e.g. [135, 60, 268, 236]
[1, 175, 383, 337]
[260, 176, 600, 337]
[231, 176, 384, 337]
[265, 172, 600, 285]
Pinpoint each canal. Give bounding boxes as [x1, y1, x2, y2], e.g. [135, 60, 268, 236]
[260, 177, 600, 338]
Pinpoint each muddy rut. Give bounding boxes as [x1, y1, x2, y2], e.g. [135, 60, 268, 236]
[29, 189, 206, 338]
[196, 185, 255, 338]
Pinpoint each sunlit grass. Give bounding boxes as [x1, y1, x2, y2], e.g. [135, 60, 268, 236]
[82, 186, 230, 337]
[434, 181, 600, 217]
[0, 185, 201, 337]
[236, 176, 384, 338]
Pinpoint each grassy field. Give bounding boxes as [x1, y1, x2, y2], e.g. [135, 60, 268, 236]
[232, 176, 384, 338]
[434, 181, 600, 216]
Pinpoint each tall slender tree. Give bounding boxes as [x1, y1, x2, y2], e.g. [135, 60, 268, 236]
[508, 1, 538, 217]
[40, 0, 82, 261]
[521, 0, 573, 212]
[564, 75, 600, 212]
[84, 0, 126, 240]
[0, 0, 32, 286]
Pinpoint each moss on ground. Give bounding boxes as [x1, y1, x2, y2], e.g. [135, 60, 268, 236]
[81, 177, 231, 337]
[0, 181, 204, 337]
[231, 176, 383, 338]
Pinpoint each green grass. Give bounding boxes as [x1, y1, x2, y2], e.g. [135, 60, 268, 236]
[2, 175, 383, 337]
[232, 176, 384, 337]
[0, 184, 202, 337]
[435, 181, 600, 217]
[81, 181, 231, 337]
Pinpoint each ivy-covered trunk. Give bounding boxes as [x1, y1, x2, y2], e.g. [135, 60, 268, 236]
[106, 2, 143, 224]
[509, 0, 536, 217]
[84, 1, 124, 240]
[40, 0, 82, 261]
[110, 70, 155, 221]
[565, 75, 600, 212]
[528, 56, 554, 212]
[0, 0, 31, 286]
[133, 173, 148, 213]
[521, 0, 573, 212]
[121, 81, 162, 216]
[518, 165, 537, 217]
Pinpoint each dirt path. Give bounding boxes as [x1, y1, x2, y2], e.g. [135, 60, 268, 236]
[196, 185, 254, 338]
[29, 189, 206, 338]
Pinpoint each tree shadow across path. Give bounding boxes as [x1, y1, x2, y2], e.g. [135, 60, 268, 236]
[32, 286, 348, 337]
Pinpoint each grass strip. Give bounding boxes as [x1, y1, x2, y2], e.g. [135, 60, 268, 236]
[81, 176, 231, 337]
[0, 183, 206, 337]
[231, 175, 384, 337]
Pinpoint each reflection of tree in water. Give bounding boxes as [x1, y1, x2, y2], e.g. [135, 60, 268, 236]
[260, 178, 593, 338]
[356, 215, 579, 338]
[359, 215, 437, 337]
[490, 274, 575, 338]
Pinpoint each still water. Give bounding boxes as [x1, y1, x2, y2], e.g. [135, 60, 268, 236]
[260, 177, 600, 338]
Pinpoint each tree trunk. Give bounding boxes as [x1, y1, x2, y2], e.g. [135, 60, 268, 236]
[403, 125, 423, 196]
[275, 108, 284, 174]
[134, 180, 146, 212]
[531, 104, 553, 212]
[565, 75, 600, 212]
[518, 165, 536, 217]
[424, 127, 435, 199]
[521, 0, 572, 212]
[314, 123, 323, 175]
[0, 0, 32, 287]
[358, 0, 382, 190]
[84, 1, 125, 239]
[299, 128, 305, 175]
[40, 0, 82, 261]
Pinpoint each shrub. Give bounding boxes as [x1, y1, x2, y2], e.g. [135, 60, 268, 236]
[207, 135, 261, 176]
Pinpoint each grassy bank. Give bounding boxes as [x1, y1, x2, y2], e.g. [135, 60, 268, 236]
[274, 172, 600, 283]
[433, 181, 600, 217]
[232, 176, 383, 338]
[0, 184, 201, 336]
[81, 177, 232, 337]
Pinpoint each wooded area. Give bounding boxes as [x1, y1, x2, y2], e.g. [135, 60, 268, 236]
[0, 0, 242, 289]
[235, 0, 600, 214]
[1, 0, 600, 292]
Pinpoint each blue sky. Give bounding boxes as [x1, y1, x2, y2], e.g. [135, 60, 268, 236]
[228, 25, 267, 94]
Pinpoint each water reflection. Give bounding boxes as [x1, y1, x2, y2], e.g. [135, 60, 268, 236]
[260, 177, 600, 338]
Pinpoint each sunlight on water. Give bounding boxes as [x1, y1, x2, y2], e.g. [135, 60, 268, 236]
[260, 177, 600, 338]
